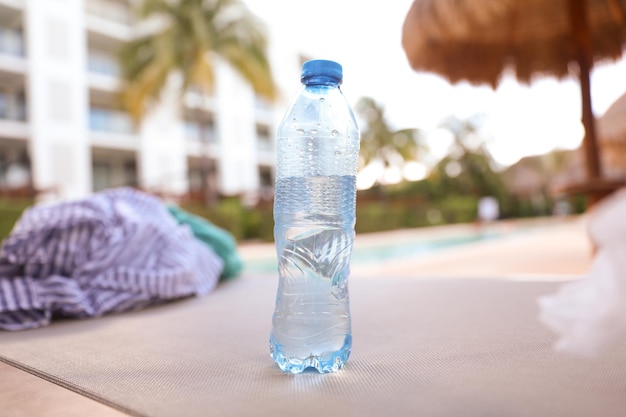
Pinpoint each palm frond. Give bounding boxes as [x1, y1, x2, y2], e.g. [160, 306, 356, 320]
[120, 0, 277, 120]
[140, 0, 176, 18]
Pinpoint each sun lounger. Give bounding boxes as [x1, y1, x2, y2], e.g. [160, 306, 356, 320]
[1, 275, 625, 417]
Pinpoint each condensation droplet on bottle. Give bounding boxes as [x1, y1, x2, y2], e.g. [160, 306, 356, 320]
[331, 129, 339, 137]
[335, 150, 342, 156]
[310, 129, 318, 134]
[296, 128, 305, 135]
[319, 98, 325, 103]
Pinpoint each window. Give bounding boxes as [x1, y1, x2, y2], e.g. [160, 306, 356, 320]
[88, 50, 121, 76]
[258, 166, 274, 201]
[0, 90, 7, 119]
[256, 124, 272, 150]
[123, 159, 137, 186]
[0, 27, 24, 57]
[89, 107, 134, 134]
[185, 118, 215, 143]
[0, 89, 27, 121]
[92, 162, 112, 191]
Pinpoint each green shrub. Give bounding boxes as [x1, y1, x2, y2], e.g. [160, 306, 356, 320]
[180, 198, 244, 241]
[241, 203, 274, 242]
[355, 202, 389, 233]
[437, 195, 479, 224]
[0, 199, 33, 242]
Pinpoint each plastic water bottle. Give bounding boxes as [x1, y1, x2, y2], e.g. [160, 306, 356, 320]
[270, 59, 360, 373]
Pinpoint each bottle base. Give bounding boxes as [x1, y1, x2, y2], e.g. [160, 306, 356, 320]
[270, 336, 352, 374]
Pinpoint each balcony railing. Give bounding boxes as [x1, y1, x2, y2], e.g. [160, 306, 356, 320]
[0, 91, 26, 121]
[88, 51, 121, 77]
[85, 0, 133, 25]
[256, 124, 272, 151]
[185, 120, 216, 143]
[0, 27, 24, 57]
[89, 107, 134, 134]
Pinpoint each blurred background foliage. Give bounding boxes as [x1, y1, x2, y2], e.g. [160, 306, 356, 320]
[0, 174, 583, 244]
[0, 95, 586, 243]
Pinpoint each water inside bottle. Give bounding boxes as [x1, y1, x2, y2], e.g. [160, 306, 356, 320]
[270, 175, 355, 373]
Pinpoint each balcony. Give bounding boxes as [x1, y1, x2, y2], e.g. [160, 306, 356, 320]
[0, 89, 25, 121]
[256, 123, 272, 150]
[0, 26, 26, 76]
[0, 27, 23, 58]
[183, 87, 216, 113]
[0, 1, 23, 11]
[87, 49, 123, 91]
[85, 0, 133, 26]
[0, 89, 27, 140]
[184, 119, 216, 144]
[88, 50, 120, 77]
[91, 149, 137, 192]
[90, 107, 133, 134]
[89, 107, 137, 150]
[85, 0, 133, 42]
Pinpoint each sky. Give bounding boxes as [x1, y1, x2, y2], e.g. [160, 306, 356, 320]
[245, 0, 626, 173]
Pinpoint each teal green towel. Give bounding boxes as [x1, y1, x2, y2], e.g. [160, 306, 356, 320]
[166, 205, 243, 280]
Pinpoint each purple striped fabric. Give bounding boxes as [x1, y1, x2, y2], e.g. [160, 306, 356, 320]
[0, 188, 223, 331]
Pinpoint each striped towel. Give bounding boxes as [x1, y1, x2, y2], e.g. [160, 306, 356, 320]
[0, 187, 223, 331]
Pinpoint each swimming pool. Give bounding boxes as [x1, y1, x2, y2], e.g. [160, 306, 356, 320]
[242, 227, 510, 275]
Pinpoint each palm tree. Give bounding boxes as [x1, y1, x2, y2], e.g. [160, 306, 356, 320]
[355, 97, 425, 185]
[119, 0, 277, 204]
[433, 114, 505, 199]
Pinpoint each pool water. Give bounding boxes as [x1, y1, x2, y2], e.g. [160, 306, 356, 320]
[243, 228, 508, 275]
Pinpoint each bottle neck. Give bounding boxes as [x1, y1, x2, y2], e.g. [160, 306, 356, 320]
[301, 74, 341, 87]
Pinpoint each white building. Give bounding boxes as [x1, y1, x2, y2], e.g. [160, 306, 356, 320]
[0, 0, 303, 204]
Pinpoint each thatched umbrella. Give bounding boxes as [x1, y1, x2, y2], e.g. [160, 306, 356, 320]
[402, 0, 626, 204]
[598, 91, 626, 170]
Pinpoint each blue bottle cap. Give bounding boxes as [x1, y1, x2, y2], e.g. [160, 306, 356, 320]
[301, 59, 343, 84]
